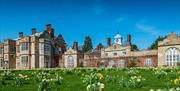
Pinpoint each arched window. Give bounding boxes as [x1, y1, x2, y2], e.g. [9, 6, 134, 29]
[144, 58, 152, 67]
[165, 47, 180, 66]
[67, 56, 74, 68]
[108, 60, 115, 68]
[118, 60, 125, 68]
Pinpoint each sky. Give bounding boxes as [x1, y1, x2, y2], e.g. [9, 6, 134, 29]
[0, 0, 180, 49]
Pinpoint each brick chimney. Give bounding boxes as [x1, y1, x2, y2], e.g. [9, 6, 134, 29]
[106, 37, 111, 47]
[73, 41, 78, 50]
[46, 24, 54, 40]
[31, 28, 36, 35]
[51, 28, 55, 39]
[126, 34, 131, 46]
[19, 32, 23, 38]
[46, 24, 52, 32]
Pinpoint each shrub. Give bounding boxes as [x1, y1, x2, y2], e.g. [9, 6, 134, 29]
[128, 60, 136, 68]
[126, 68, 139, 76]
[15, 74, 29, 86]
[34, 71, 50, 82]
[1, 71, 14, 80]
[82, 73, 105, 91]
[54, 74, 63, 85]
[119, 76, 145, 88]
[38, 79, 51, 91]
[154, 70, 167, 79]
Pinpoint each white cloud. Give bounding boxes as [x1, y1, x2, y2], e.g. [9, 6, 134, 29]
[136, 23, 159, 35]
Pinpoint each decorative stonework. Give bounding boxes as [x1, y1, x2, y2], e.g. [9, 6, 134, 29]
[158, 33, 180, 66]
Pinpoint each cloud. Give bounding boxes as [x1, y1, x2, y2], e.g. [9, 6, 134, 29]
[136, 23, 159, 35]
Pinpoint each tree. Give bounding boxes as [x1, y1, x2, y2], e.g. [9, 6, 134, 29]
[149, 36, 166, 49]
[128, 59, 137, 68]
[95, 43, 104, 50]
[82, 36, 93, 53]
[131, 44, 139, 51]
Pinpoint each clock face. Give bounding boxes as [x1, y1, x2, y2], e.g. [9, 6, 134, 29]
[115, 39, 119, 43]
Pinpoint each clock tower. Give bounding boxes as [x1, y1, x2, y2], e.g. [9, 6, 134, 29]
[114, 33, 122, 45]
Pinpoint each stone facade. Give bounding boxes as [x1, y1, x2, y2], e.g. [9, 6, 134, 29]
[15, 28, 53, 69]
[63, 32, 179, 68]
[0, 39, 16, 69]
[0, 42, 4, 69]
[158, 33, 180, 66]
[0, 25, 179, 69]
[0, 24, 61, 69]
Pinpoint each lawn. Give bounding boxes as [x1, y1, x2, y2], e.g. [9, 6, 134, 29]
[0, 67, 180, 91]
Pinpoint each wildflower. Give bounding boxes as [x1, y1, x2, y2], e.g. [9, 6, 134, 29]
[86, 85, 91, 90]
[97, 82, 101, 86]
[96, 73, 104, 80]
[137, 78, 141, 82]
[156, 89, 162, 91]
[174, 79, 178, 85]
[100, 83, 104, 88]
[169, 88, 175, 91]
[176, 87, 180, 91]
[99, 83, 105, 91]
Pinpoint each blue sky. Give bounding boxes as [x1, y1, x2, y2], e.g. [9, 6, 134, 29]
[0, 0, 180, 49]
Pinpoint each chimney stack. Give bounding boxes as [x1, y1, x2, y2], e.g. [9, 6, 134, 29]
[126, 34, 131, 46]
[73, 41, 78, 50]
[46, 24, 54, 40]
[106, 37, 111, 47]
[31, 28, 36, 35]
[51, 28, 55, 39]
[46, 24, 52, 32]
[19, 32, 23, 38]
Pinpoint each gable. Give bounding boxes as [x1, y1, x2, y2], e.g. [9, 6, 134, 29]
[64, 47, 77, 55]
[39, 31, 51, 39]
[158, 33, 180, 46]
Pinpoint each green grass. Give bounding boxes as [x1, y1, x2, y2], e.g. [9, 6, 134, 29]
[0, 67, 179, 91]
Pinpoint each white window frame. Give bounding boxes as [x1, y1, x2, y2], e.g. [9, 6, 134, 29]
[144, 58, 152, 67]
[165, 47, 180, 66]
[67, 56, 74, 68]
[21, 56, 28, 67]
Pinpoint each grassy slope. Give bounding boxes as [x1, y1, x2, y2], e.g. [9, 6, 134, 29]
[0, 68, 179, 91]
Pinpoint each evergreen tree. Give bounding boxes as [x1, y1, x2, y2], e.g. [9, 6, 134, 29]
[128, 59, 137, 68]
[131, 44, 139, 51]
[149, 36, 166, 49]
[96, 43, 104, 50]
[82, 36, 93, 53]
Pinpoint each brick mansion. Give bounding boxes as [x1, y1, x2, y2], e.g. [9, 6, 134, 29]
[0, 24, 180, 69]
